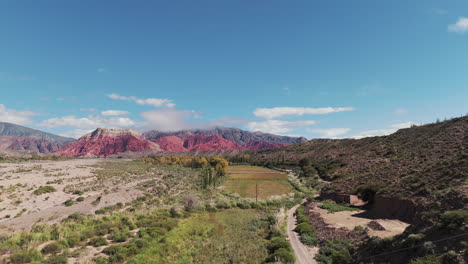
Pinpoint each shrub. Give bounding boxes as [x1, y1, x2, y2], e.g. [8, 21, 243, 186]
[88, 236, 108, 247]
[10, 249, 43, 263]
[33, 186, 56, 195]
[76, 197, 84, 202]
[64, 199, 74, 207]
[300, 233, 318, 246]
[93, 256, 109, 264]
[72, 190, 83, 195]
[267, 237, 291, 252]
[110, 231, 131, 243]
[294, 222, 315, 236]
[440, 210, 468, 229]
[316, 239, 351, 264]
[41, 242, 62, 254]
[354, 225, 364, 231]
[267, 248, 295, 263]
[46, 254, 68, 264]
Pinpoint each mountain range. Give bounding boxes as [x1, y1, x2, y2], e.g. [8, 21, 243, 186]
[0, 122, 307, 157]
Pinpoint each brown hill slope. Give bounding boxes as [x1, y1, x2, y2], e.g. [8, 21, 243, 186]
[253, 116, 467, 210]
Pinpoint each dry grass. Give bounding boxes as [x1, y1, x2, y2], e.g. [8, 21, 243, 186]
[223, 165, 292, 199]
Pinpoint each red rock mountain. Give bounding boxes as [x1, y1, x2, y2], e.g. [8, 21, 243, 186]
[152, 136, 186, 152]
[56, 128, 161, 157]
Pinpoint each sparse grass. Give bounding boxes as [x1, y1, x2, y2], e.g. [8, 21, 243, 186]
[33, 185, 56, 195]
[319, 201, 360, 213]
[223, 179, 293, 199]
[223, 166, 293, 199]
[129, 209, 269, 264]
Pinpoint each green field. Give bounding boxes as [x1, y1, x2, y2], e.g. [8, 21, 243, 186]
[130, 209, 269, 264]
[223, 166, 293, 199]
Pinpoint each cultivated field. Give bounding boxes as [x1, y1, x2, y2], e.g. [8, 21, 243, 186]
[223, 166, 293, 199]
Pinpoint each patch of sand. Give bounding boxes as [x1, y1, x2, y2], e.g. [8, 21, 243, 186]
[311, 206, 410, 238]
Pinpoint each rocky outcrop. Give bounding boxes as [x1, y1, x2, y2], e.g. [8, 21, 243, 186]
[369, 194, 420, 222]
[152, 136, 186, 152]
[56, 128, 161, 157]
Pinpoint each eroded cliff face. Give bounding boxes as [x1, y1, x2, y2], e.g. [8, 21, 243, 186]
[369, 194, 421, 222]
[320, 191, 419, 222]
[56, 128, 161, 157]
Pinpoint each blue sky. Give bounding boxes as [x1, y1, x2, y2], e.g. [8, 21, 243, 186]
[1, 0, 467, 139]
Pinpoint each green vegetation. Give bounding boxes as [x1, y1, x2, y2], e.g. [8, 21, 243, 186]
[129, 209, 273, 263]
[316, 239, 352, 264]
[88, 236, 109, 247]
[319, 201, 360, 213]
[33, 185, 56, 195]
[294, 205, 318, 246]
[63, 199, 74, 206]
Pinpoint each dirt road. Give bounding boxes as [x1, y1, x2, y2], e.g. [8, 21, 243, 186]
[287, 203, 319, 264]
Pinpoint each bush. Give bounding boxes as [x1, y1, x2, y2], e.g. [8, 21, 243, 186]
[72, 190, 84, 195]
[33, 185, 56, 195]
[46, 254, 68, 264]
[267, 237, 291, 252]
[440, 210, 468, 229]
[41, 242, 62, 254]
[76, 197, 84, 202]
[64, 199, 74, 207]
[295, 222, 315, 236]
[88, 236, 108, 247]
[110, 231, 131, 242]
[300, 233, 318, 246]
[10, 249, 43, 263]
[316, 239, 351, 264]
[93, 256, 109, 264]
[103, 245, 129, 262]
[268, 248, 295, 263]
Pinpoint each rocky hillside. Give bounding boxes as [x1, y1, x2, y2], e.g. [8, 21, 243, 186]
[144, 127, 307, 146]
[252, 116, 468, 263]
[253, 116, 467, 211]
[56, 128, 161, 158]
[0, 122, 74, 153]
[0, 136, 61, 154]
[0, 122, 73, 144]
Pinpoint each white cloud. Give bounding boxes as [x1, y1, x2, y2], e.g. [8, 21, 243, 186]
[97, 68, 107, 73]
[101, 110, 129, 116]
[139, 109, 199, 131]
[0, 104, 38, 125]
[107, 93, 175, 108]
[135, 98, 175, 108]
[310, 128, 350, 139]
[59, 129, 94, 139]
[253, 107, 354, 119]
[448, 17, 468, 33]
[393, 108, 408, 115]
[352, 121, 416, 139]
[246, 120, 316, 135]
[39, 115, 135, 130]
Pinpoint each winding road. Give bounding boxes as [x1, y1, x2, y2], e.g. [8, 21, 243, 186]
[287, 203, 319, 264]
